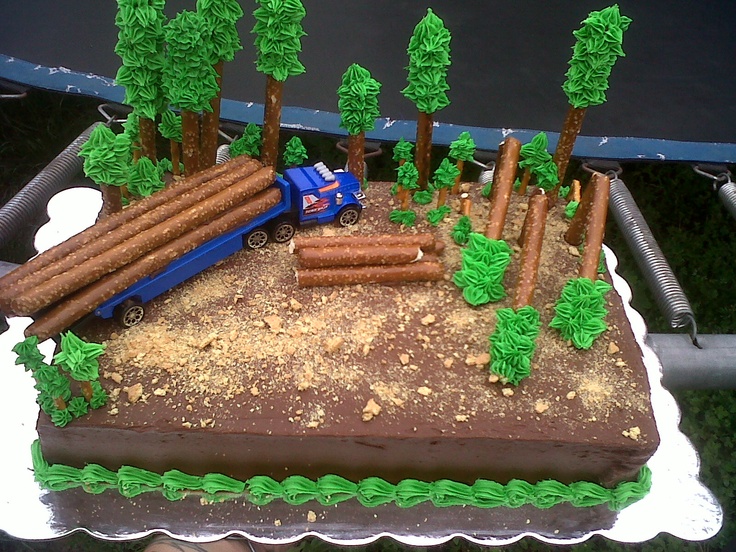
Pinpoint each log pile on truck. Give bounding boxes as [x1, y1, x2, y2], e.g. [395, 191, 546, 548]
[0, 156, 277, 341]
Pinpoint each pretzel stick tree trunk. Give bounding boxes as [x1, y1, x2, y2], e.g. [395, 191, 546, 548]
[485, 137, 522, 240]
[513, 193, 549, 310]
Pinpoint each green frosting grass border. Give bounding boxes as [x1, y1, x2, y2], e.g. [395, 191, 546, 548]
[31, 441, 651, 511]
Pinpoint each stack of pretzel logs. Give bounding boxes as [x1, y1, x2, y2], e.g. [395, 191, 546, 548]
[292, 234, 445, 287]
[483, 136, 611, 309]
[0, 155, 278, 341]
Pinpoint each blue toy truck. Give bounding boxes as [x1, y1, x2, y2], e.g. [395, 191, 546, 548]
[95, 163, 365, 328]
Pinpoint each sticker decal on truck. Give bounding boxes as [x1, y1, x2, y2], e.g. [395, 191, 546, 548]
[302, 194, 329, 216]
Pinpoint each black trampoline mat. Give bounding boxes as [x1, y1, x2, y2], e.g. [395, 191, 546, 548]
[1, 1, 735, 144]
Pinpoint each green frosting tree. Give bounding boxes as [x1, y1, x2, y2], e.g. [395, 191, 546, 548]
[550, 278, 612, 349]
[553, 5, 631, 196]
[390, 162, 419, 226]
[114, 0, 167, 162]
[432, 157, 460, 208]
[121, 111, 141, 162]
[197, 0, 244, 170]
[253, 0, 307, 168]
[158, 109, 183, 177]
[53, 332, 106, 403]
[448, 131, 475, 194]
[402, 8, 451, 189]
[79, 125, 132, 219]
[518, 132, 551, 195]
[453, 233, 513, 306]
[128, 157, 166, 198]
[162, 10, 220, 176]
[337, 63, 381, 185]
[283, 136, 308, 167]
[230, 123, 262, 158]
[392, 138, 413, 167]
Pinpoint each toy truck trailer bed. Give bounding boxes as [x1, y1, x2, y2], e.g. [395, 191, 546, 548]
[95, 164, 364, 328]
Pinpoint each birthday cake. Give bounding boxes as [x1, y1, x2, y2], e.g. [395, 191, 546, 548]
[3, 3, 659, 512]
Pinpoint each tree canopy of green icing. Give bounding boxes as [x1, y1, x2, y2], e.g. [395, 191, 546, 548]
[163, 11, 220, 113]
[30, 440, 651, 511]
[283, 136, 308, 167]
[158, 110, 182, 142]
[114, 0, 167, 120]
[12, 335, 45, 369]
[489, 306, 542, 386]
[54, 332, 106, 383]
[550, 277, 613, 349]
[392, 138, 413, 164]
[196, 0, 244, 64]
[432, 158, 460, 191]
[452, 215, 473, 245]
[337, 64, 382, 136]
[122, 112, 140, 144]
[252, 0, 306, 82]
[230, 123, 262, 158]
[128, 157, 166, 197]
[563, 5, 632, 109]
[453, 233, 512, 306]
[449, 131, 475, 162]
[397, 161, 420, 193]
[402, 8, 451, 114]
[519, 132, 559, 191]
[79, 126, 131, 187]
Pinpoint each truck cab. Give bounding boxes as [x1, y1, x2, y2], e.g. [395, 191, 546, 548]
[283, 162, 365, 227]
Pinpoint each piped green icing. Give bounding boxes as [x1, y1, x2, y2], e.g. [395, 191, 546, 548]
[230, 123, 262, 158]
[337, 64, 381, 136]
[453, 233, 512, 306]
[30, 441, 651, 511]
[196, 0, 244, 65]
[79, 126, 132, 188]
[392, 138, 413, 164]
[389, 209, 416, 227]
[449, 131, 475, 162]
[282, 136, 308, 167]
[563, 5, 632, 109]
[12, 335, 45, 369]
[158, 110, 182, 143]
[565, 200, 580, 219]
[163, 10, 220, 113]
[67, 397, 89, 418]
[412, 189, 433, 205]
[54, 332, 105, 383]
[50, 408, 72, 428]
[402, 8, 451, 114]
[128, 157, 166, 198]
[432, 157, 460, 192]
[489, 306, 542, 386]
[451, 215, 472, 245]
[252, 0, 307, 82]
[519, 132, 551, 170]
[427, 205, 451, 226]
[550, 277, 613, 349]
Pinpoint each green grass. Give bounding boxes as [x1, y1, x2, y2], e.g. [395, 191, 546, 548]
[1, 89, 734, 551]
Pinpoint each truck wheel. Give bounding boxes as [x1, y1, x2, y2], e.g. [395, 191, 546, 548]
[114, 299, 145, 328]
[271, 221, 296, 243]
[245, 228, 269, 249]
[337, 206, 361, 227]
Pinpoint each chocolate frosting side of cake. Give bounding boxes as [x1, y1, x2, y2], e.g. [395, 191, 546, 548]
[37, 184, 659, 489]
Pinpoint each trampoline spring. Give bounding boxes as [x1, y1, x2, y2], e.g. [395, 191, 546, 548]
[718, 181, 736, 221]
[607, 175, 699, 346]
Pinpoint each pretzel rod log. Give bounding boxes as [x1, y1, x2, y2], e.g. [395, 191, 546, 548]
[564, 174, 599, 246]
[2, 159, 262, 306]
[579, 173, 611, 281]
[485, 137, 522, 240]
[26, 187, 282, 341]
[11, 167, 275, 316]
[297, 244, 425, 269]
[290, 233, 441, 254]
[513, 193, 549, 310]
[296, 262, 445, 288]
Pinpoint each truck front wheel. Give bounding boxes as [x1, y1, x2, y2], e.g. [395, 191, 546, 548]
[337, 206, 361, 227]
[114, 299, 145, 328]
[245, 228, 269, 249]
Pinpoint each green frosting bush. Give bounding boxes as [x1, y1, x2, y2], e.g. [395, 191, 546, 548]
[389, 209, 416, 227]
[453, 233, 512, 306]
[550, 277, 613, 349]
[427, 205, 451, 226]
[128, 157, 166, 198]
[451, 215, 472, 245]
[489, 306, 542, 386]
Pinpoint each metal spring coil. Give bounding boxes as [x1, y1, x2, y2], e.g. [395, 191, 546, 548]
[718, 182, 736, 220]
[608, 175, 698, 342]
[0, 122, 100, 247]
